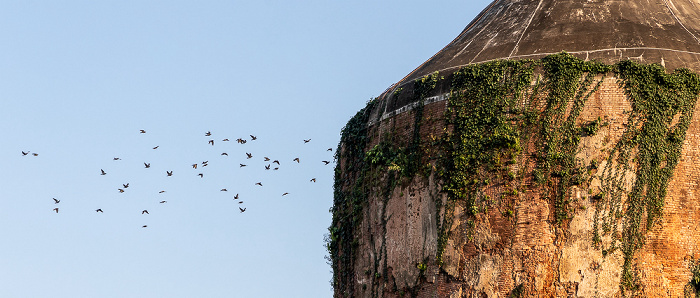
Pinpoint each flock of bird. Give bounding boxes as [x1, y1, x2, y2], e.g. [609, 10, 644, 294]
[26, 129, 334, 228]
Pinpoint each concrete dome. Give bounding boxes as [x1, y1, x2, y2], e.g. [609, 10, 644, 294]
[382, 0, 700, 104]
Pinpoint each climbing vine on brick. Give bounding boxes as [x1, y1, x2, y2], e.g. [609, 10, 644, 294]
[593, 61, 700, 293]
[328, 52, 700, 296]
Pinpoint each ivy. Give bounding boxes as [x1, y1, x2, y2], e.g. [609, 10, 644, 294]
[329, 52, 700, 295]
[594, 61, 700, 293]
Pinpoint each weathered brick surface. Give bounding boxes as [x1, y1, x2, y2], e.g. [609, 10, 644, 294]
[343, 75, 700, 297]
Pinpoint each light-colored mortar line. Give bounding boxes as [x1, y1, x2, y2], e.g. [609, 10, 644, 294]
[662, 0, 700, 44]
[509, 0, 543, 58]
[381, 47, 700, 100]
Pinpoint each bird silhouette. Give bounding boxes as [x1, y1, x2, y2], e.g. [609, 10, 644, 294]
[205, 131, 211, 136]
[95, 209, 103, 213]
[273, 160, 280, 165]
[101, 169, 107, 175]
[140, 129, 146, 133]
[53, 198, 60, 204]
[118, 188, 125, 193]
[240, 164, 247, 167]
[208, 140, 214, 146]
[222, 138, 230, 142]
[282, 192, 289, 196]
[303, 139, 311, 143]
[255, 182, 262, 186]
[322, 161, 331, 165]
[238, 201, 244, 204]
[221, 152, 228, 156]
[234, 194, 239, 200]
[21, 151, 29, 156]
[113, 157, 121, 161]
[142, 210, 149, 214]
[159, 201, 167, 203]
[123, 183, 129, 188]
[142, 225, 147, 228]
[264, 157, 270, 161]
[327, 148, 333, 151]
[53, 208, 59, 213]
[273, 167, 279, 171]
[293, 157, 300, 163]
[246, 153, 253, 159]
[221, 188, 227, 192]
[239, 207, 246, 213]
[250, 135, 257, 140]
[192, 163, 198, 169]
[202, 161, 208, 167]
[153, 146, 159, 149]
[198, 173, 203, 178]
[265, 164, 270, 170]
[310, 178, 316, 182]
[166, 171, 173, 176]
[159, 190, 166, 193]
[32, 153, 38, 156]
[144, 162, 151, 168]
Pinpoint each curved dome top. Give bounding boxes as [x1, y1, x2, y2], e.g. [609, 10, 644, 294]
[387, 0, 700, 96]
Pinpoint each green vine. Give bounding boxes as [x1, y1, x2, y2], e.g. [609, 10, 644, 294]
[594, 61, 700, 293]
[329, 52, 700, 295]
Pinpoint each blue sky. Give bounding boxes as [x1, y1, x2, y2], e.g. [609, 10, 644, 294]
[0, 1, 492, 297]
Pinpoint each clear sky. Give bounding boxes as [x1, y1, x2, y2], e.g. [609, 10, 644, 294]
[0, 1, 492, 297]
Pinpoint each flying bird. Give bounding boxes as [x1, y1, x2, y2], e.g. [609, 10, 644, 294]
[142, 225, 147, 228]
[123, 183, 129, 188]
[118, 188, 125, 193]
[198, 173, 203, 178]
[255, 182, 262, 186]
[32, 153, 38, 156]
[159, 190, 166, 193]
[293, 157, 300, 163]
[303, 139, 311, 143]
[238, 201, 244, 204]
[222, 138, 230, 142]
[53, 198, 60, 204]
[327, 148, 333, 151]
[205, 131, 211, 136]
[140, 129, 146, 133]
[322, 161, 331, 165]
[221, 188, 227, 192]
[265, 164, 270, 170]
[273, 167, 279, 171]
[153, 146, 159, 149]
[144, 162, 151, 168]
[310, 178, 316, 182]
[273, 160, 280, 165]
[21, 151, 29, 156]
[234, 193, 239, 200]
[239, 207, 246, 213]
[159, 201, 167, 203]
[142, 210, 149, 214]
[246, 153, 253, 159]
[101, 169, 107, 175]
[192, 163, 198, 169]
[95, 209, 103, 213]
[53, 208, 59, 213]
[208, 139, 214, 146]
[202, 161, 208, 167]
[250, 135, 257, 140]
[113, 157, 121, 161]
[282, 192, 289, 196]
[166, 171, 173, 176]
[264, 157, 270, 161]
[221, 152, 228, 156]
[240, 164, 247, 167]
